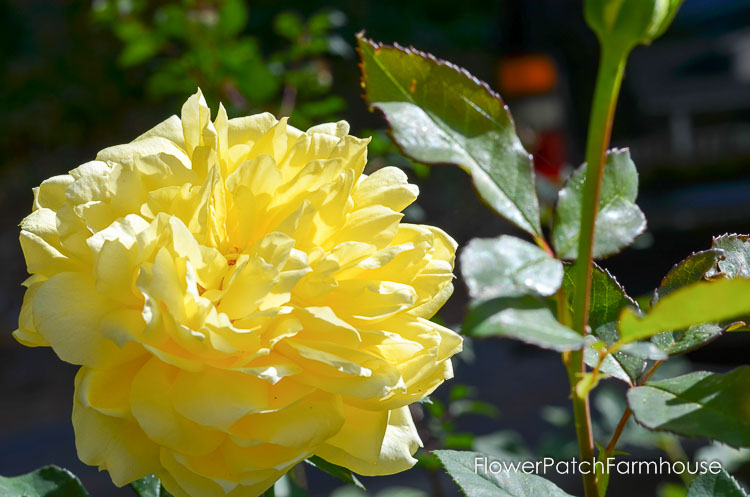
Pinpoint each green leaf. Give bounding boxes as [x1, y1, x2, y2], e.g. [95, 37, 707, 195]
[628, 367, 750, 448]
[295, 96, 347, 119]
[708, 234, 750, 279]
[618, 342, 668, 360]
[357, 35, 541, 237]
[416, 450, 443, 471]
[275, 473, 309, 497]
[583, 336, 632, 383]
[652, 322, 732, 356]
[563, 263, 637, 329]
[468, 297, 584, 352]
[119, 36, 163, 67]
[460, 236, 563, 302]
[619, 278, 750, 343]
[655, 249, 724, 302]
[274, 11, 304, 41]
[434, 450, 575, 497]
[130, 474, 174, 497]
[659, 483, 688, 497]
[450, 384, 472, 401]
[652, 249, 743, 355]
[593, 323, 647, 382]
[471, 431, 533, 462]
[686, 469, 748, 497]
[229, 42, 280, 105]
[0, 466, 91, 497]
[444, 433, 476, 450]
[449, 400, 499, 419]
[154, 5, 187, 39]
[218, 0, 248, 37]
[552, 148, 646, 259]
[305, 456, 365, 491]
[308, 10, 345, 36]
[564, 264, 645, 382]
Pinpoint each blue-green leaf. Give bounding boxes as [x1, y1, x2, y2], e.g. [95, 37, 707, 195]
[628, 367, 750, 448]
[552, 148, 646, 260]
[434, 450, 575, 497]
[0, 466, 91, 497]
[305, 456, 365, 491]
[708, 234, 750, 279]
[130, 474, 174, 497]
[468, 297, 583, 352]
[651, 248, 744, 355]
[358, 35, 541, 237]
[685, 468, 748, 497]
[564, 264, 645, 382]
[461, 236, 563, 301]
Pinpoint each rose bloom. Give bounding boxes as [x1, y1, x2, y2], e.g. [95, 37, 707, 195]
[15, 90, 462, 497]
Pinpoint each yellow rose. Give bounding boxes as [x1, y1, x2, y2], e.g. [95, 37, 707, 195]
[15, 89, 462, 497]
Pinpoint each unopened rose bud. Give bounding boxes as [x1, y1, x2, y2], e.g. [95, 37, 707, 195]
[585, 0, 684, 53]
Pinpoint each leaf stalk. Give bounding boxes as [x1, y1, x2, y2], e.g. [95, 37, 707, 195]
[603, 360, 664, 460]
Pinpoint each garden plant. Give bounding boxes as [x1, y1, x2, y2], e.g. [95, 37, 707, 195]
[3, 1, 750, 497]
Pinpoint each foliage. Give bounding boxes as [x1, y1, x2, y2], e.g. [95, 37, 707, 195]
[628, 368, 750, 448]
[0, 467, 90, 497]
[4, 1, 750, 497]
[619, 278, 750, 343]
[551, 149, 646, 260]
[685, 469, 747, 497]
[354, 0, 749, 495]
[130, 475, 174, 497]
[434, 450, 575, 497]
[357, 36, 542, 238]
[91, 0, 349, 126]
[304, 457, 365, 491]
[467, 298, 584, 352]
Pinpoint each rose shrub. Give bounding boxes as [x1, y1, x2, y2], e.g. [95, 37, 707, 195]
[15, 90, 462, 497]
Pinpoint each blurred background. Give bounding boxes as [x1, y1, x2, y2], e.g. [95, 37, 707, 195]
[1, 0, 750, 496]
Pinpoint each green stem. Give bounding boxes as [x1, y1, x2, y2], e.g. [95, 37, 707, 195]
[572, 44, 628, 334]
[263, 485, 275, 497]
[534, 234, 555, 257]
[569, 42, 630, 497]
[603, 360, 664, 460]
[598, 362, 663, 497]
[565, 352, 597, 496]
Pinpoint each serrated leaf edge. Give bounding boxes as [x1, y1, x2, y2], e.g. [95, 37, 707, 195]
[356, 32, 541, 236]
